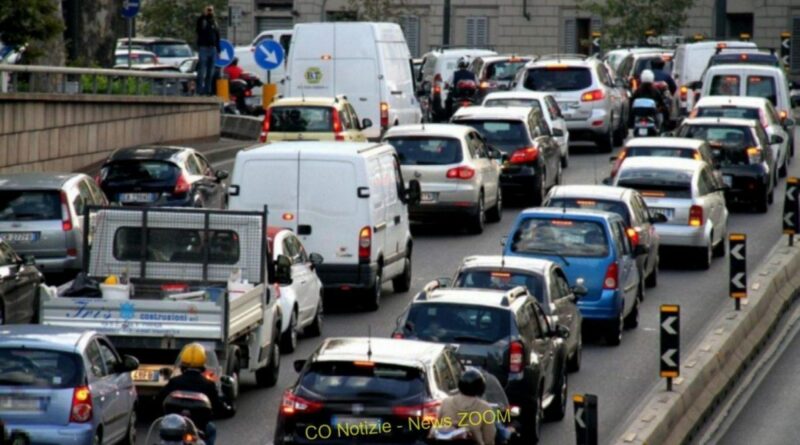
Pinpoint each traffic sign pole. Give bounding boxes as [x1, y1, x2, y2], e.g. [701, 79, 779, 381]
[121, 1, 140, 69]
[729, 234, 747, 311]
[660, 304, 680, 391]
[784, 177, 799, 246]
[253, 39, 285, 108]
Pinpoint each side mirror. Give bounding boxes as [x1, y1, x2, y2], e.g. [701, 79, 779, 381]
[119, 355, 139, 373]
[552, 128, 564, 137]
[634, 244, 649, 257]
[770, 134, 785, 145]
[275, 254, 293, 285]
[405, 179, 421, 205]
[649, 212, 668, 223]
[293, 359, 307, 373]
[215, 170, 229, 181]
[784, 118, 796, 127]
[309, 252, 324, 266]
[555, 324, 570, 339]
[436, 277, 452, 288]
[601, 177, 611, 185]
[361, 118, 373, 130]
[22, 254, 36, 266]
[571, 277, 588, 297]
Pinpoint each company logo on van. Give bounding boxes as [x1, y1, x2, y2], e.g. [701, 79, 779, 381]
[305, 67, 323, 84]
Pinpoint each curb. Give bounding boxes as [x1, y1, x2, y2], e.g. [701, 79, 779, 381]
[221, 115, 262, 141]
[615, 237, 800, 445]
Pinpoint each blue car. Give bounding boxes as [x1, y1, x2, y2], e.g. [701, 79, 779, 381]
[504, 208, 645, 345]
[0, 325, 139, 445]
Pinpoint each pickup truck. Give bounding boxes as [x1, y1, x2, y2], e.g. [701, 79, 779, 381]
[39, 206, 290, 401]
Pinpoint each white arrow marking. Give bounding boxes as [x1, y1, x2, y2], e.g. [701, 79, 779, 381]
[592, 38, 601, 47]
[259, 46, 278, 64]
[788, 186, 796, 201]
[785, 212, 795, 227]
[731, 272, 746, 289]
[731, 243, 745, 261]
[661, 316, 677, 335]
[575, 407, 585, 428]
[218, 49, 230, 61]
[662, 349, 677, 368]
[783, 39, 791, 49]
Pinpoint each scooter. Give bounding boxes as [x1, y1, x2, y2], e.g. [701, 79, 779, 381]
[631, 98, 661, 137]
[225, 72, 265, 116]
[447, 79, 480, 118]
[144, 391, 213, 445]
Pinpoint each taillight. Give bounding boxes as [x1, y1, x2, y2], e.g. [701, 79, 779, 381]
[60, 191, 73, 232]
[581, 89, 605, 102]
[359, 226, 372, 261]
[603, 262, 619, 290]
[679, 85, 688, 101]
[393, 400, 440, 422]
[259, 107, 272, 143]
[509, 341, 524, 374]
[433, 74, 442, 94]
[280, 390, 323, 416]
[746, 146, 762, 164]
[69, 385, 93, 423]
[626, 227, 639, 247]
[380, 102, 389, 128]
[392, 332, 404, 339]
[332, 109, 344, 141]
[689, 205, 703, 227]
[509, 147, 539, 164]
[779, 110, 789, 122]
[610, 149, 627, 178]
[446, 166, 475, 180]
[202, 370, 218, 382]
[479, 81, 489, 89]
[631, 78, 639, 91]
[759, 110, 769, 129]
[174, 174, 191, 195]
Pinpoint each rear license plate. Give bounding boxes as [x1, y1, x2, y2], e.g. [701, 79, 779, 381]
[332, 416, 381, 429]
[649, 207, 674, 219]
[0, 232, 38, 242]
[723, 175, 733, 187]
[119, 193, 156, 203]
[637, 128, 648, 136]
[0, 396, 42, 412]
[131, 370, 157, 382]
[421, 192, 438, 203]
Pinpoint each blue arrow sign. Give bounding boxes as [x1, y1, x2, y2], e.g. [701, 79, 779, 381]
[121, 0, 140, 18]
[254, 39, 285, 71]
[215, 39, 235, 68]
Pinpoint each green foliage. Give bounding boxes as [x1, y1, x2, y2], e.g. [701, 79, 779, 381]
[79, 75, 153, 95]
[345, 0, 407, 22]
[579, 0, 695, 46]
[140, 0, 226, 48]
[0, 0, 64, 62]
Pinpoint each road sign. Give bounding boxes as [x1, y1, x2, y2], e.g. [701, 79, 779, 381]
[229, 5, 243, 27]
[729, 234, 747, 306]
[121, 0, 140, 18]
[215, 39, 235, 68]
[660, 304, 680, 389]
[573, 394, 598, 445]
[783, 178, 799, 243]
[781, 32, 791, 69]
[254, 39, 285, 71]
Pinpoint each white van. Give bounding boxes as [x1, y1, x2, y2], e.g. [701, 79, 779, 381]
[228, 141, 420, 310]
[285, 22, 422, 139]
[234, 29, 293, 100]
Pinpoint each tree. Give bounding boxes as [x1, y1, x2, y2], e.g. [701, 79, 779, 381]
[0, 0, 64, 63]
[344, 0, 406, 22]
[579, 0, 695, 46]
[140, 0, 226, 49]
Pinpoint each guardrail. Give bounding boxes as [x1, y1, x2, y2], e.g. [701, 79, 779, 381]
[0, 64, 197, 96]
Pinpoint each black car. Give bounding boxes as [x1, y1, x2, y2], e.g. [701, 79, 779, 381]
[97, 146, 228, 208]
[393, 287, 570, 443]
[0, 238, 43, 325]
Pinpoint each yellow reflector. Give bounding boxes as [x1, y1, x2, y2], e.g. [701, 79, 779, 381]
[573, 394, 585, 403]
[729, 234, 746, 241]
[353, 361, 375, 367]
[661, 371, 679, 378]
[282, 213, 295, 221]
[661, 305, 679, 313]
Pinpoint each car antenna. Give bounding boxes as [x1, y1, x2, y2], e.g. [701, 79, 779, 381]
[367, 325, 373, 361]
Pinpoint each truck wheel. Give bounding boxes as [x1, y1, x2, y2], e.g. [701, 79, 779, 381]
[255, 341, 280, 388]
[392, 252, 412, 293]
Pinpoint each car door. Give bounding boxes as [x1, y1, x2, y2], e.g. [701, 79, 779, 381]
[550, 267, 580, 342]
[629, 193, 657, 274]
[0, 242, 38, 324]
[469, 132, 498, 207]
[532, 112, 559, 186]
[379, 154, 404, 270]
[285, 234, 315, 323]
[545, 96, 569, 150]
[85, 340, 114, 436]
[525, 301, 555, 395]
[699, 167, 725, 244]
[96, 337, 133, 442]
[613, 220, 639, 308]
[193, 153, 225, 208]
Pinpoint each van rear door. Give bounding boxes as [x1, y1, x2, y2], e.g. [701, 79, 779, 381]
[232, 153, 300, 232]
[287, 24, 335, 99]
[334, 27, 381, 139]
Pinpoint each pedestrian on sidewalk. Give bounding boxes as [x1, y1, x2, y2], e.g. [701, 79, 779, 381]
[196, 5, 221, 95]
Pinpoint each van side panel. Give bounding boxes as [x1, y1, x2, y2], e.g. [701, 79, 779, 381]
[378, 153, 404, 271]
[335, 58, 380, 138]
[367, 155, 388, 261]
[230, 157, 300, 232]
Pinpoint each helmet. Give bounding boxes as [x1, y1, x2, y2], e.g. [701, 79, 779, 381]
[457, 57, 470, 69]
[458, 367, 486, 397]
[159, 413, 193, 441]
[179, 343, 207, 369]
[641, 69, 655, 84]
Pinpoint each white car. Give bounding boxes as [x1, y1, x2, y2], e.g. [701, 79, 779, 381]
[114, 49, 159, 67]
[482, 91, 571, 167]
[269, 226, 324, 353]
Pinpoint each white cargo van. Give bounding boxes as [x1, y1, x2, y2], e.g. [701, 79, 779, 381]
[285, 22, 422, 139]
[228, 142, 421, 310]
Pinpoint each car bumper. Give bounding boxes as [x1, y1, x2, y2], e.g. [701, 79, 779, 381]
[409, 202, 479, 222]
[564, 109, 612, 136]
[2, 422, 94, 445]
[577, 289, 621, 321]
[316, 263, 378, 290]
[499, 169, 539, 194]
[24, 255, 80, 273]
[654, 224, 708, 248]
[720, 168, 769, 203]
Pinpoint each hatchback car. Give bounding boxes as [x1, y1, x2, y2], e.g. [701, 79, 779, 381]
[469, 55, 533, 101]
[384, 124, 502, 233]
[98, 146, 228, 209]
[394, 287, 569, 442]
[612, 157, 729, 269]
[0, 239, 43, 325]
[504, 208, 645, 345]
[0, 325, 139, 445]
[607, 137, 717, 181]
[0, 173, 107, 276]
[260, 96, 371, 143]
[452, 106, 562, 205]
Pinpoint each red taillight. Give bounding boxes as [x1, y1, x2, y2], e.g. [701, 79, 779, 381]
[392, 332, 404, 339]
[60, 191, 73, 232]
[446, 166, 475, 180]
[603, 262, 619, 290]
[280, 390, 323, 416]
[174, 174, 190, 195]
[581, 89, 605, 102]
[332, 109, 344, 141]
[259, 108, 273, 143]
[393, 400, 440, 422]
[689, 205, 703, 227]
[70, 385, 93, 423]
[359, 226, 372, 261]
[509, 341, 524, 374]
[202, 370, 218, 382]
[626, 227, 639, 247]
[433, 74, 442, 94]
[380, 102, 389, 128]
[509, 147, 539, 164]
[679, 85, 688, 101]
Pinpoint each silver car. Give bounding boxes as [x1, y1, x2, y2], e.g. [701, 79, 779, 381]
[612, 157, 728, 270]
[384, 124, 502, 234]
[0, 173, 108, 275]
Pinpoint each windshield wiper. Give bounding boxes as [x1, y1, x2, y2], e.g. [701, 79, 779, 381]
[522, 247, 571, 266]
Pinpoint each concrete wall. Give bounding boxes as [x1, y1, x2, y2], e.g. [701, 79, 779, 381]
[0, 93, 221, 174]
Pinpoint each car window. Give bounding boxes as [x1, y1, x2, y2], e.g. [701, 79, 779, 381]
[696, 106, 760, 120]
[511, 218, 610, 257]
[548, 274, 562, 302]
[434, 354, 458, 393]
[103, 161, 180, 183]
[546, 96, 562, 119]
[765, 102, 780, 124]
[114, 227, 240, 264]
[747, 76, 777, 105]
[634, 194, 651, 223]
[546, 198, 631, 226]
[515, 303, 536, 340]
[710, 75, 741, 96]
[524, 67, 592, 91]
[0, 348, 85, 388]
[97, 339, 120, 375]
[299, 362, 426, 401]
[536, 114, 550, 136]
[346, 104, 361, 129]
[455, 119, 531, 154]
[697, 169, 713, 195]
[71, 189, 86, 217]
[184, 155, 202, 175]
[85, 340, 107, 377]
[337, 108, 353, 130]
[269, 106, 334, 132]
[386, 136, 464, 165]
[87, 180, 108, 205]
[554, 272, 572, 300]
[484, 60, 529, 81]
[455, 268, 545, 299]
[678, 124, 758, 166]
[405, 303, 511, 343]
[195, 154, 212, 176]
[526, 302, 546, 338]
[614, 221, 631, 255]
[279, 35, 292, 56]
[0, 191, 61, 222]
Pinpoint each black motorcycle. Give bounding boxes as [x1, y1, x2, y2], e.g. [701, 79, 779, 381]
[225, 72, 265, 116]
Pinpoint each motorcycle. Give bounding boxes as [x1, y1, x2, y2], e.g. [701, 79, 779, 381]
[631, 98, 661, 137]
[447, 79, 480, 118]
[224, 72, 265, 116]
[144, 391, 214, 445]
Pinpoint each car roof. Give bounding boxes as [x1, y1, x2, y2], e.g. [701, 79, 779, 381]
[705, 63, 785, 76]
[452, 106, 532, 120]
[682, 117, 759, 127]
[694, 95, 771, 108]
[0, 325, 93, 352]
[107, 145, 190, 162]
[431, 48, 497, 57]
[460, 255, 552, 275]
[0, 172, 85, 189]
[527, 56, 599, 68]
[315, 337, 446, 368]
[625, 137, 706, 149]
[547, 184, 632, 201]
[422, 288, 519, 308]
[519, 206, 622, 222]
[118, 37, 189, 44]
[242, 141, 386, 158]
[271, 96, 347, 108]
[114, 49, 157, 56]
[483, 91, 551, 101]
[475, 55, 533, 63]
[384, 124, 475, 139]
[682, 41, 756, 50]
[617, 156, 706, 173]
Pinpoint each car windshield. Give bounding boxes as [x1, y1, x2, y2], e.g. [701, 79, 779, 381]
[679, 125, 756, 166]
[710, 75, 741, 96]
[484, 98, 543, 112]
[0, 191, 61, 221]
[547, 198, 631, 226]
[115, 53, 157, 65]
[510, 218, 609, 257]
[386, 137, 463, 165]
[617, 168, 693, 198]
[524, 67, 592, 91]
[0, 348, 84, 388]
[695, 106, 759, 120]
[454, 119, 529, 153]
[299, 361, 426, 402]
[147, 43, 193, 58]
[406, 303, 510, 344]
[269, 106, 334, 132]
[103, 161, 179, 183]
[746, 76, 777, 106]
[113, 228, 240, 264]
[455, 269, 545, 301]
[484, 60, 528, 81]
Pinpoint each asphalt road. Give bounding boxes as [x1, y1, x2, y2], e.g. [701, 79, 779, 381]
[135, 137, 800, 445]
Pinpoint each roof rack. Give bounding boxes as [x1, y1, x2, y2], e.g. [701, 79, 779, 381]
[501, 286, 528, 307]
[535, 54, 589, 62]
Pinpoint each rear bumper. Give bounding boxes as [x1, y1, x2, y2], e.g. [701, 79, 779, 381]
[577, 289, 621, 321]
[500, 169, 539, 194]
[2, 422, 94, 445]
[20, 255, 80, 273]
[720, 168, 769, 203]
[654, 224, 708, 248]
[409, 202, 478, 222]
[564, 109, 612, 136]
[316, 263, 378, 290]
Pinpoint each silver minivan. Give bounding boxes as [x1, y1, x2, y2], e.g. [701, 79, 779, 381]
[0, 173, 108, 275]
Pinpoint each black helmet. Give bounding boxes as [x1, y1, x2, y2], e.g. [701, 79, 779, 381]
[458, 367, 486, 397]
[159, 414, 192, 441]
[457, 56, 470, 70]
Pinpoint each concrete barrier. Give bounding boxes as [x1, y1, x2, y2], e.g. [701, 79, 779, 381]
[615, 237, 800, 445]
[221, 115, 262, 141]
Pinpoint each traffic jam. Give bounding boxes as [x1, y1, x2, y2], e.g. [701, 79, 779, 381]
[1, 21, 799, 445]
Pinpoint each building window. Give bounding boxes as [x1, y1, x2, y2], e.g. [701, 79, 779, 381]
[466, 17, 489, 47]
[726, 13, 753, 39]
[400, 16, 421, 58]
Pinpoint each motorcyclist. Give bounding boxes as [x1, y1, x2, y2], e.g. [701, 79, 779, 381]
[650, 57, 676, 96]
[630, 69, 666, 128]
[157, 343, 229, 445]
[447, 57, 478, 114]
[224, 57, 243, 80]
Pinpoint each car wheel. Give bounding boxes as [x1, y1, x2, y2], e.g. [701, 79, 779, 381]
[561, 149, 569, 168]
[392, 253, 412, 292]
[467, 193, 486, 234]
[530, 173, 546, 206]
[93, 432, 102, 445]
[554, 163, 563, 186]
[522, 390, 543, 444]
[696, 242, 712, 270]
[120, 410, 136, 445]
[597, 125, 614, 153]
[486, 188, 503, 223]
[544, 366, 568, 421]
[780, 156, 788, 178]
[768, 183, 775, 204]
[306, 298, 323, 337]
[363, 266, 382, 311]
[624, 287, 641, 329]
[645, 257, 659, 288]
[255, 341, 280, 388]
[605, 310, 623, 346]
[567, 331, 582, 373]
[280, 309, 298, 353]
[713, 234, 727, 258]
[613, 117, 626, 146]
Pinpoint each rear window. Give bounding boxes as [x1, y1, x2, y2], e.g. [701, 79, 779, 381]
[147, 43, 193, 58]
[454, 119, 529, 153]
[710, 75, 741, 96]
[0, 348, 84, 388]
[484, 60, 528, 81]
[633, 57, 673, 77]
[510, 218, 609, 257]
[484, 98, 543, 112]
[386, 137, 463, 165]
[547, 198, 631, 226]
[113, 227, 240, 264]
[695, 106, 760, 120]
[617, 168, 693, 198]
[625, 146, 698, 161]
[0, 191, 61, 221]
[746, 76, 777, 105]
[299, 361, 426, 402]
[679, 125, 756, 166]
[406, 303, 510, 344]
[115, 54, 158, 65]
[523, 67, 592, 91]
[102, 161, 179, 184]
[269, 106, 333, 132]
[710, 54, 780, 68]
[455, 269, 545, 300]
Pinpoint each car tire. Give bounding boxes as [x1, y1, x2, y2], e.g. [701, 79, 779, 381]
[554, 163, 563, 186]
[696, 243, 712, 270]
[597, 126, 614, 153]
[645, 257, 659, 288]
[467, 193, 486, 234]
[530, 173, 546, 206]
[561, 149, 569, 168]
[392, 252, 412, 293]
[780, 156, 788, 178]
[613, 118, 626, 146]
[486, 188, 503, 223]
[306, 298, 323, 337]
[605, 310, 623, 346]
[363, 266, 382, 311]
[755, 189, 769, 213]
[255, 341, 280, 388]
[567, 331, 582, 373]
[713, 235, 727, 258]
[624, 288, 641, 329]
[544, 366, 568, 421]
[119, 409, 136, 445]
[768, 184, 775, 204]
[280, 309, 298, 353]
[93, 431, 102, 445]
[521, 390, 543, 444]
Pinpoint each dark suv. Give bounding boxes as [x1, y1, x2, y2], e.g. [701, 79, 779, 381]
[393, 287, 570, 443]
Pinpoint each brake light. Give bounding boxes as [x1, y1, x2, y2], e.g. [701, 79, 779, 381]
[679, 85, 688, 101]
[433, 74, 442, 94]
[626, 227, 640, 247]
[446, 166, 475, 180]
[392, 400, 440, 422]
[259, 107, 272, 142]
[380, 102, 389, 128]
[610, 149, 627, 178]
[332, 109, 344, 141]
[202, 370, 218, 382]
[509, 341, 524, 374]
[480, 81, 489, 89]
[392, 332, 404, 339]
[746, 146, 762, 164]
[509, 147, 539, 164]
[779, 110, 789, 122]
[174, 174, 190, 195]
[359, 226, 371, 261]
[581, 89, 605, 102]
[603, 262, 618, 290]
[631, 78, 639, 91]
[689, 205, 703, 227]
[69, 386, 93, 423]
[60, 191, 73, 232]
[280, 390, 323, 416]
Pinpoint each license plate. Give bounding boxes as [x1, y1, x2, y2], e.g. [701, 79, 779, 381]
[649, 207, 674, 219]
[637, 128, 648, 136]
[0, 396, 42, 412]
[0, 232, 38, 242]
[421, 192, 437, 203]
[723, 175, 733, 187]
[119, 193, 156, 203]
[131, 370, 157, 382]
[332, 416, 381, 429]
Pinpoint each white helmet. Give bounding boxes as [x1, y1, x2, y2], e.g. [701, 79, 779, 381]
[641, 69, 655, 84]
